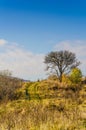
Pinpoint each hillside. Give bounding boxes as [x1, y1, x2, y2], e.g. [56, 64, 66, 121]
[0, 76, 86, 130]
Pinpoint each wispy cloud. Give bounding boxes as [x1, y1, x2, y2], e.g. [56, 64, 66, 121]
[0, 39, 8, 46]
[0, 39, 86, 80]
[55, 40, 86, 75]
[0, 39, 45, 80]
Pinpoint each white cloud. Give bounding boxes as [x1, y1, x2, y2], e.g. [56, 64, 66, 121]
[0, 39, 7, 45]
[55, 40, 86, 76]
[0, 40, 45, 80]
[0, 39, 86, 80]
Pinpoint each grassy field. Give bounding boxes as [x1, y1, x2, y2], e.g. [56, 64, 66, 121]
[0, 76, 86, 130]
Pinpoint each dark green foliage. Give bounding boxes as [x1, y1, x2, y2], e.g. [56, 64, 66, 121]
[25, 87, 30, 100]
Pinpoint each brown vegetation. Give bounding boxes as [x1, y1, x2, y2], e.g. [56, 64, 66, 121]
[0, 74, 86, 130]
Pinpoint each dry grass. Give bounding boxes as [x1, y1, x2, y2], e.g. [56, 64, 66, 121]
[0, 78, 86, 130]
[0, 98, 86, 130]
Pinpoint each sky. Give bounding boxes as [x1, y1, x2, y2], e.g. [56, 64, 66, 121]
[0, 0, 86, 80]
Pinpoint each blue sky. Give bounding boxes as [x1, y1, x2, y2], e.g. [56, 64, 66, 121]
[0, 0, 86, 80]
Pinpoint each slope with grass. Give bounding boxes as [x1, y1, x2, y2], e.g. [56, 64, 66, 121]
[0, 76, 86, 130]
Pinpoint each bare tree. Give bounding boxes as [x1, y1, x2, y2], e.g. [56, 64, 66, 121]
[44, 50, 80, 82]
[0, 70, 23, 101]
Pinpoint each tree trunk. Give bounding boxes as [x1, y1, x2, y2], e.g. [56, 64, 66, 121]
[59, 74, 62, 82]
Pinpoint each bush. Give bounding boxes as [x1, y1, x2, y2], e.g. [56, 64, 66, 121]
[69, 68, 82, 84]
